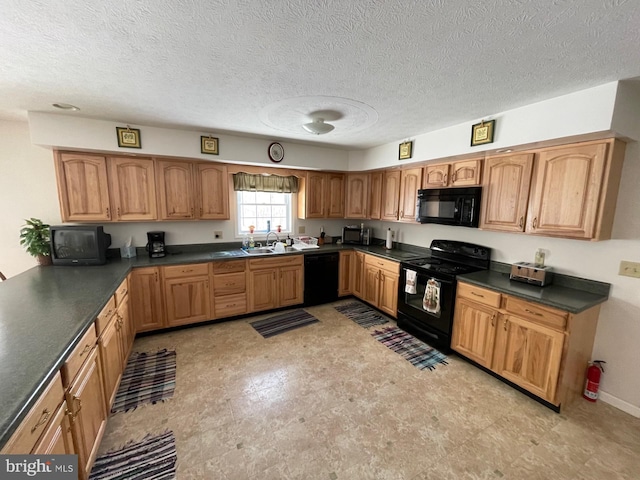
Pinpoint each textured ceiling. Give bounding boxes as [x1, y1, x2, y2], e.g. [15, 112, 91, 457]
[2, 0, 640, 149]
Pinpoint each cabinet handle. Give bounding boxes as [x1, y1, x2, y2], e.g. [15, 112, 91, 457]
[117, 207, 121, 218]
[524, 308, 543, 317]
[395, 210, 398, 218]
[155, 272, 159, 282]
[30, 409, 50, 433]
[400, 210, 404, 218]
[183, 269, 193, 273]
[71, 396, 82, 419]
[80, 344, 92, 357]
[504, 318, 508, 331]
[106, 207, 110, 217]
[200, 207, 203, 217]
[452, 170, 457, 182]
[532, 217, 538, 229]
[491, 313, 496, 327]
[228, 303, 236, 307]
[519, 216, 524, 228]
[443, 174, 448, 185]
[471, 291, 484, 298]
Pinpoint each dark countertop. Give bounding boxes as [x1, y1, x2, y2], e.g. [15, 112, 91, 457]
[0, 243, 426, 447]
[458, 269, 610, 313]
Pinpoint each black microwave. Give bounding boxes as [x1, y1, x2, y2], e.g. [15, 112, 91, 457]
[416, 187, 481, 227]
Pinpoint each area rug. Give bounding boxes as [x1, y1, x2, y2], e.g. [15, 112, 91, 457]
[334, 301, 390, 328]
[250, 309, 319, 338]
[111, 349, 176, 414]
[371, 326, 448, 370]
[89, 431, 176, 480]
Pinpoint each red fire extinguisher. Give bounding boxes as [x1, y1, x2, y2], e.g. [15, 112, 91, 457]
[583, 360, 606, 402]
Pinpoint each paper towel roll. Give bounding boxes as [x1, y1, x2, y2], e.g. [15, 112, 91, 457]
[385, 228, 393, 249]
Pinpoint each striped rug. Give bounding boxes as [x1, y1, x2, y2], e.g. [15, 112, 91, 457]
[111, 349, 176, 414]
[334, 301, 390, 328]
[371, 326, 448, 370]
[250, 309, 319, 338]
[89, 431, 176, 479]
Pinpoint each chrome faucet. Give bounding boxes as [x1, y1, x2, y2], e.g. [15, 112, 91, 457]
[265, 231, 280, 246]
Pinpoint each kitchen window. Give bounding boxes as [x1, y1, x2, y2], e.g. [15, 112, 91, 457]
[236, 191, 292, 235]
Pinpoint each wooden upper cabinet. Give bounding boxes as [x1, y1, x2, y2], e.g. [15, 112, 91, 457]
[480, 153, 534, 232]
[196, 163, 230, 219]
[109, 157, 157, 221]
[368, 171, 383, 219]
[345, 173, 369, 219]
[326, 173, 345, 218]
[398, 167, 422, 222]
[55, 153, 111, 222]
[526, 143, 607, 239]
[381, 170, 401, 221]
[297, 172, 343, 219]
[423, 159, 481, 188]
[157, 161, 195, 220]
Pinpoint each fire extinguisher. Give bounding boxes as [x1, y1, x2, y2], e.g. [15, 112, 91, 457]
[583, 360, 606, 402]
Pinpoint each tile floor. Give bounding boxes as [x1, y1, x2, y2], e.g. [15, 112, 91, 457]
[98, 301, 640, 479]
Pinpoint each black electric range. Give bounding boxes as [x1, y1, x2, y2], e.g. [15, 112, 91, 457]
[397, 240, 491, 351]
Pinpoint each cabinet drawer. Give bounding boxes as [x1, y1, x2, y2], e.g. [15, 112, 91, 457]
[249, 255, 303, 270]
[214, 293, 247, 318]
[164, 263, 209, 279]
[114, 277, 129, 305]
[364, 255, 399, 274]
[212, 259, 246, 274]
[457, 282, 501, 308]
[1, 371, 64, 454]
[213, 272, 246, 296]
[95, 296, 116, 336]
[61, 325, 98, 387]
[504, 297, 567, 330]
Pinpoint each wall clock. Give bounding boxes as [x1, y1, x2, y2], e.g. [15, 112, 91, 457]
[268, 142, 284, 163]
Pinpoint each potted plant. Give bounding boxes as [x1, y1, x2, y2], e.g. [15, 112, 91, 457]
[19, 218, 52, 266]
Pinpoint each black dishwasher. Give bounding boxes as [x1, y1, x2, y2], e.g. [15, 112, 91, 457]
[304, 252, 339, 306]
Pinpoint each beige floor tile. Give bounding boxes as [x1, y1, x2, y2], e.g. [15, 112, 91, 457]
[97, 301, 640, 479]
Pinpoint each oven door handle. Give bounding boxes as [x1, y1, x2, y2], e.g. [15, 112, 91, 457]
[402, 269, 455, 287]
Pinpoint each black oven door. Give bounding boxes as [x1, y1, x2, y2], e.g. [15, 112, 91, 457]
[397, 267, 456, 338]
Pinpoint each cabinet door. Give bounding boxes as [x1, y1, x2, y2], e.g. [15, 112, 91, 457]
[130, 267, 165, 332]
[423, 164, 450, 188]
[197, 163, 230, 219]
[480, 154, 534, 232]
[326, 173, 345, 218]
[378, 270, 399, 317]
[109, 157, 157, 221]
[164, 276, 211, 326]
[493, 314, 565, 403]
[368, 172, 383, 219]
[451, 298, 498, 368]
[117, 294, 133, 363]
[398, 167, 422, 222]
[279, 266, 304, 307]
[352, 251, 366, 299]
[67, 347, 107, 480]
[338, 251, 354, 296]
[345, 174, 368, 218]
[363, 265, 380, 306]
[527, 143, 607, 239]
[98, 315, 123, 411]
[55, 153, 111, 222]
[249, 269, 278, 312]
[381, 170, 401, 221]
[305, 172, 326, 218]
[32, 401, 75, 455]
[450, 159, 482, 186]
[157, 161, 195, 219]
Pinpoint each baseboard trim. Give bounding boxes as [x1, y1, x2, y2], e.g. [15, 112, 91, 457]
[599, 391, 640, 418]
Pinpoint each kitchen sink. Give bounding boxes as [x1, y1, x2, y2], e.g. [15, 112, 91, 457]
[209, 250, 249, 258]
[243, 247, 276, 255]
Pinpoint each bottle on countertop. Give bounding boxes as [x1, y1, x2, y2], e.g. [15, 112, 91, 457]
[242, 235, 249, 250]
[286, 234, 292, 246]
[249, 235, 255, 248]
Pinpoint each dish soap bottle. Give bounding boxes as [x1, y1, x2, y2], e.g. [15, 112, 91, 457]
[249, 235, 255, 249]
[242, 235, 249, 250]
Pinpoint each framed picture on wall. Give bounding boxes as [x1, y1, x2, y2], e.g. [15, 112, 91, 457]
[201, 136, 219, 155]
[116, 127, 141, 148]
[399, 141, 413, 160]
[471, 119, 495, 146]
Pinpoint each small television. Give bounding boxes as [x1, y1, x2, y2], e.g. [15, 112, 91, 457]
[50, 225, 112, 266]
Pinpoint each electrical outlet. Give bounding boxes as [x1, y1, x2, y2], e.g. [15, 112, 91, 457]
[391, 230, 396, 239]
[298, 225, 306, 234]
[619, 261, 640, 278]
[214, 231, 223, 239]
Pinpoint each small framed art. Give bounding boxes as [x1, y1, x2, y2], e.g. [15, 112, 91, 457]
[471, 120, 495, 146]
[399, 141, 413, 160]
[116, 127, 141, 148]
[201, 136, 219, 155]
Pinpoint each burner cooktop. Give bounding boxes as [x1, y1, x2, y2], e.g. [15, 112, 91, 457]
[403, 257, 481, 276]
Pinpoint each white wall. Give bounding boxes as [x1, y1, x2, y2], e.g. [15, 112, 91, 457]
[0, 121, 61, 277]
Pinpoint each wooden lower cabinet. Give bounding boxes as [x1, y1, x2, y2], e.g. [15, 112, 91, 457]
[453, 281, 600, 408]
[98, 314, 123, 411]
[130, 267, 165, 332]
[211, 259, 248, 318]
[248, 256, 303, 312]
[362, 254, 399, 317]
[117, 294, 134, 362]
[67, 347, 107, 480]
[33, 400, 75, 455]
[164, 275, 211, 326]
[352, 251, 366, 298]
[338, 251, 354, 296]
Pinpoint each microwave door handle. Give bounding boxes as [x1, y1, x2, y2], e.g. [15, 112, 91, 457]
[469, 197, 475, 224]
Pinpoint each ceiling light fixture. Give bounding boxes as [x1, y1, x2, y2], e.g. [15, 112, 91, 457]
[52, 103, 80, 111]
[302, 117, 335, 135]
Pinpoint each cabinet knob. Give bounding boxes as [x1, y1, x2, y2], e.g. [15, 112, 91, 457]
[504, 318, 508, 331]
[532, 217, 538, 229]
[519, 216, 524, 228]
[491, 313, 496, 327]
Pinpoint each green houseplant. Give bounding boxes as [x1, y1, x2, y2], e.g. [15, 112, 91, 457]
[19, 218, 52, 265]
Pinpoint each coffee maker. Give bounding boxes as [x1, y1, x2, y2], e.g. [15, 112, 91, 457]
[146, 231, 166, 258]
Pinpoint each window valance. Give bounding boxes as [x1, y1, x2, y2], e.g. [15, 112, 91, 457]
[232, 172, 299, 193]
